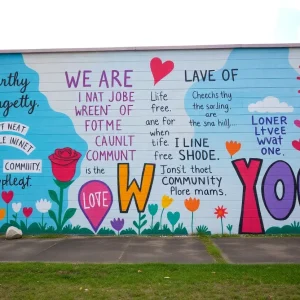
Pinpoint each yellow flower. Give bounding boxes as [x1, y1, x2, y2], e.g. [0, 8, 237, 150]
[0, 208, 6, 220]
[161, 195, 173, 209]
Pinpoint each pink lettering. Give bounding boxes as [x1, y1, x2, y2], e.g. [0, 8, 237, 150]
[232, 158, 265, 234]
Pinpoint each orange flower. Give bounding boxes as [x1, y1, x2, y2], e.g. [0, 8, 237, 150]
[184, 198, 200, 212]
[214, 205, 228, 219]
[225, 141, 241, 158]
[0, 208, 5, 220]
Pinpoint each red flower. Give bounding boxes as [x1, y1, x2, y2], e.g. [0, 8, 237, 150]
[48, 147, 82, 182]
[23, 207, 33, 218]
[1, 191, 14, 204]
[214, 205, 228, 219]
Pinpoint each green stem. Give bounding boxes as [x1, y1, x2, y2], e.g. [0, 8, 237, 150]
[26, 218, 28, 229]
[42, 213, 44, 228]
[159, 209, 164, 230]
[138, 212, 141, 235]
[58, 187, 64, 232]
[6, 203, 8, 224]
[172, 224, 174, 233]
[16, 213, 18, 222]
[221, 218, 223, 235]
[191, 212, 194, 235]
[151, 216, 153, 229]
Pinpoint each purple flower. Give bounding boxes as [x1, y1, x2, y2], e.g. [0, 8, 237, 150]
[110, 218, 125, 234]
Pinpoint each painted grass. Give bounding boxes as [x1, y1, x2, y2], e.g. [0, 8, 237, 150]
[0, 263, 299, 299]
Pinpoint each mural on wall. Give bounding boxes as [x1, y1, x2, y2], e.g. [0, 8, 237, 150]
[0, 47, 300, 235]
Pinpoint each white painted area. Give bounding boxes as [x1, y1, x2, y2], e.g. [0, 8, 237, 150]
[0, 135, 35, 155]
[0, 122, 29, 135]
[3, 159, 42, 173]
[248, 96, 294, 113]
[24, 49, 231, 232]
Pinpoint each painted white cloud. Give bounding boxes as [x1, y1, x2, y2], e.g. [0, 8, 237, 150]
[248, 96, 294, 113]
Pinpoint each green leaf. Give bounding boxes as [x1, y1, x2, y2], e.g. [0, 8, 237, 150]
[140, 220, 147, 228]
[9, 220, 20, 228]
[140, 214, 146, 221]
[48, 210, 58, 228]
[61, 208, 77, 228]
[20, 221, 27, 232]
[133, 220, 139, 229]
[48, 190, 59, 204]
[54, 179, 74, 189]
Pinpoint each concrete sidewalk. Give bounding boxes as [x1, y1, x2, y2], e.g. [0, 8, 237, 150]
[0, 236, 212, 264]
[0, 236, 299, 264]
[213, 237, 300, 264]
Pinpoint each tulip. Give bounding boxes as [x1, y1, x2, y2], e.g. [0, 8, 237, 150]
[161, 195, 173, 209]
[12, 202, 22, 213]
[160, 195, 173, 230]
[1, 191, 14, 224]
[184, 198, 200, 234]
[23, 207, 33, 229]
[148, 204, 158, 229]
[12, 202, 22, 222]
[36, 199, 52, 228]
[225, 141, 241, 158]
[110, 218, 124, 235]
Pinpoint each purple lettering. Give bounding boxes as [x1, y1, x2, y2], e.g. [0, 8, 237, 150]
[298, 170, 300, 206]
[99, 71, 109, 88]
[262, 161, 296, 220]
[83, 70, 92, 87]
[124, 70, 133, 87]
[65, 71, 81, 88]
[111, 70, 122, 87]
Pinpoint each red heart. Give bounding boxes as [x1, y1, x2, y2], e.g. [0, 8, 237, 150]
[2, 191, 14, 204]
[150, 57, 174, 85]
[23, 207, 33, 218]
[292, 140, 300, 151]
[294, 120, 300, 128]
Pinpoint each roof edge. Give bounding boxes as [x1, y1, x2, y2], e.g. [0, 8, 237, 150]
[0, 43, 300, 54]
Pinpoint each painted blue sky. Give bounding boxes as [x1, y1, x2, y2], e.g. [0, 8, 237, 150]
[0, 54, 87, 228]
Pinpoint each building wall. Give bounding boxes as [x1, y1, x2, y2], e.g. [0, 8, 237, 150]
[0, 46, 300, 235]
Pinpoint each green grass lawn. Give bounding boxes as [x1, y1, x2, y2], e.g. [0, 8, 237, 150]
[0, 263, 299, 299]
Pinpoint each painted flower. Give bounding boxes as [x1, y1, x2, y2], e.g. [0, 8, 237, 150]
[214, 205, 228, 235]
[36, 199, 52, 213]
[225, 141, 241, 158]
[48, 147, 82, 182]
[148, 204, 158, 229]
[12, 202, 22, 213]
[161, 195, 173, 209]
[184, 198, 200, 212]
[23, 207, 33, 218]
[2, 191, 14, 224]
[214, 205, 228, 219]
[0, 208, 5, 220]
[185, 198, 200, 234]
[110, 218, 124, 233]
[23, 207, 33, 229]
[1, 191, 14, 204]
[160, 195, 173, 230]
[148, 204, 158, 216]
